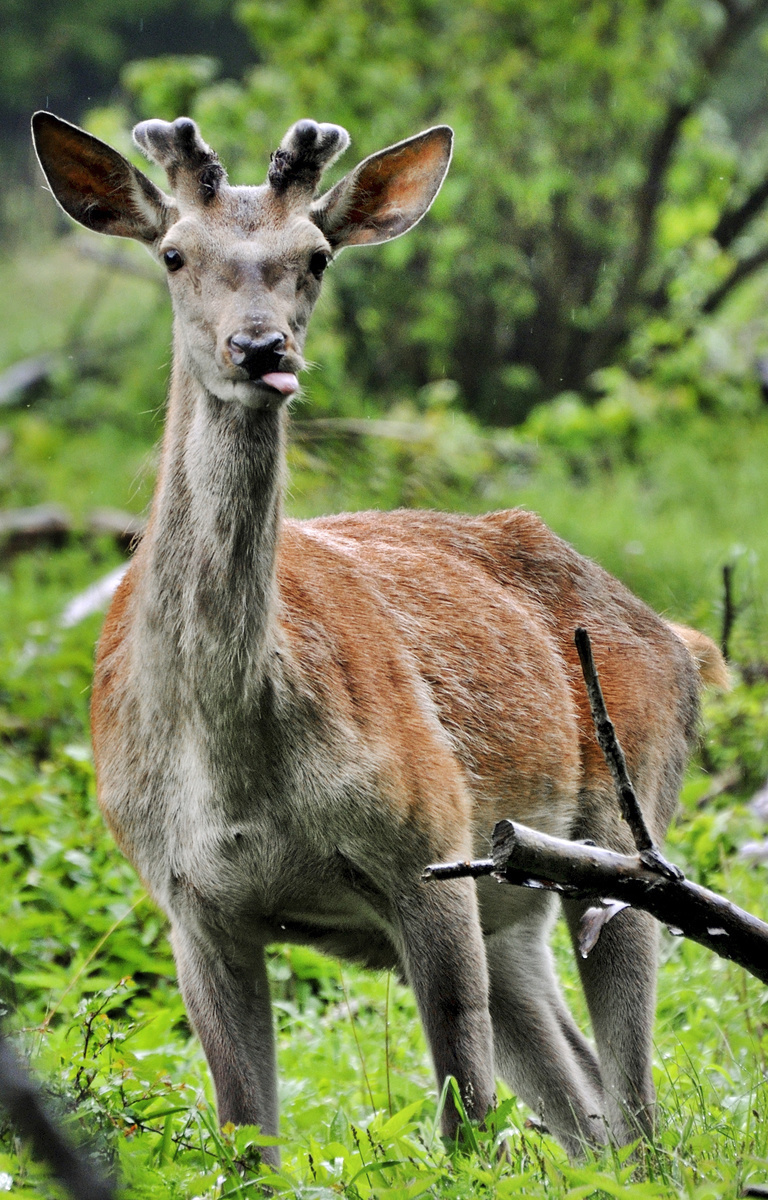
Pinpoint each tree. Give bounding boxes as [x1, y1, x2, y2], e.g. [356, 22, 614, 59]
[0, 0, 250, 154]
[118, 0, 766, 422]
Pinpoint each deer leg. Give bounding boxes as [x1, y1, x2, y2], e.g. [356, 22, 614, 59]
[394, 878, 496, 1137]
[562, 898, 658, 1143]
[171, 925, 280, 1166]
[486, 903, 607, 1157]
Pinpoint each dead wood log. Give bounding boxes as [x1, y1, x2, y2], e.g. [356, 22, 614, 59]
[0, 355, 59, 408]
[0, 505, 71, 556]
[424, 627, 768, 987]
[0, 507, 145, 561]
[425, 820, 768, 984]
[85, 508, 145, 553]
[59, 564, 128, 628]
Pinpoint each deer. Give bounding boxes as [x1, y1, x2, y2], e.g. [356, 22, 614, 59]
[32, 109, 727, 1166]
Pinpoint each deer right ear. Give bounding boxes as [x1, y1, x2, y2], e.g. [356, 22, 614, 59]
[311, 125, 453, 249]
[32, 111, 173, 243]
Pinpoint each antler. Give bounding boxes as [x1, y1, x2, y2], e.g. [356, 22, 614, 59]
[133, 117, 227, 206]
[268, 120, 350, 200]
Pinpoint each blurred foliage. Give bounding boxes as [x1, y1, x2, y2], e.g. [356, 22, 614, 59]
[81, 0, 768, 423]
[8, 1, 768, 420]
[0, 0, 248, 148]
[702, 680, 768, 791]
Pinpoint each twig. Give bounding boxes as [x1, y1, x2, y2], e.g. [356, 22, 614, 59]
[574, 627, 681, 878]
[721, 562, 736, 661]
[424, 858, 494, 880]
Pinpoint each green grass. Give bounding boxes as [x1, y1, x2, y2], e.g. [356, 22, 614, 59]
[0, 236, 767, 1197]
[1, 707, 767, 1198]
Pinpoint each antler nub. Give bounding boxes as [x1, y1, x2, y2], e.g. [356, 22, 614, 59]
[133, 117, 226, 205]
[268, 120, 350, 198]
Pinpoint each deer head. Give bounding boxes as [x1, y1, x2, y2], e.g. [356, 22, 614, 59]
[32, 111, 453, 409]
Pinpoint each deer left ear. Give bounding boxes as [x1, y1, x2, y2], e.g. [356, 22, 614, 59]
[311, 125, 453, 249]
[32, 111, 173, 243]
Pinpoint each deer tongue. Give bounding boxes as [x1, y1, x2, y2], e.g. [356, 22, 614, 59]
[261, 372, 299, 396]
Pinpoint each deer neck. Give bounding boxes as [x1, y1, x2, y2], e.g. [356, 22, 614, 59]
[136, 345, 286, 710]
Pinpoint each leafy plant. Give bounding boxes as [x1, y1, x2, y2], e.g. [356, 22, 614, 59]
[97, 0, 768, 423]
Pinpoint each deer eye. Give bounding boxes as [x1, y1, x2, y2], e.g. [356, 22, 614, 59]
[163, 248, 185, 272]
[309, 250, 329, 279]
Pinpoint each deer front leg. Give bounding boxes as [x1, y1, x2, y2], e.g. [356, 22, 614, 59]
[394, 878, 495, 1137]
[171, 924, 279, 1166]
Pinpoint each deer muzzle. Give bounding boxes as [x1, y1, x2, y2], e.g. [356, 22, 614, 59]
[226, 333, 300, 396]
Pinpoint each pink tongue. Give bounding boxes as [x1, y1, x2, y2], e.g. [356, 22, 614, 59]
[261, 371, 299, 396]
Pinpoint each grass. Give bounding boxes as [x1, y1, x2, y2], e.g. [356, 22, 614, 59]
[0, 235, 767, 1196]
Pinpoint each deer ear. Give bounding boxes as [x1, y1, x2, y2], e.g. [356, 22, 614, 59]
[311, 125, 453, 249]
[32, 111, 173, 243]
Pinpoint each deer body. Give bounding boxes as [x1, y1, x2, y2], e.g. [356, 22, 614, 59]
[33, 110, 726, 1164]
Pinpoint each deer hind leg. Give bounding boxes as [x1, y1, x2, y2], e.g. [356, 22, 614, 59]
[562, 897, 658, 1143]
[561, 769, 676, 1145]
[393, 877, 496, 1137]
[486, 894, 607, 1157]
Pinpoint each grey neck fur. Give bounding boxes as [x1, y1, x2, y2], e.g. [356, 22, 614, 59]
[134, 341, 286, 720]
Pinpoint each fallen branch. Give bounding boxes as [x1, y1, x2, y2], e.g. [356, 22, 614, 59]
[0, 506, 144, 560]
[60, 564, 129, 629]
[85, 507, 145, 553]
[0, 505, 71, 555]
[0, 355, 60, 408]
[424, 627, 768, 987]
[425, 819, 768, 985]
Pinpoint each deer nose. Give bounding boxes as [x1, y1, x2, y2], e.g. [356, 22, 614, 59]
[228, 332, 286, 378]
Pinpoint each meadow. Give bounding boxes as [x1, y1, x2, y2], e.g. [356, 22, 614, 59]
[0, 232, 767, 1199]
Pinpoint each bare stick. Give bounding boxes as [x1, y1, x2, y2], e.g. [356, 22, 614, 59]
[574, 627, 681, 878]
[0, 1031, 116, 1199]
[721, 562, 735, 662]
[424, 819, 768, 986]
[425, 859, 494, 881]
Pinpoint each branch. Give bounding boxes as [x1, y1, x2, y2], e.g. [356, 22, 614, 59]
[721, 562, 736, 661]
[582, 0, 768, 372]
[713, 173, 768, 249]
[702, 243, 768, 313]
[424, 820, 768, 986]
[574, 628, 681, 877]
[583, 100, 692, 373]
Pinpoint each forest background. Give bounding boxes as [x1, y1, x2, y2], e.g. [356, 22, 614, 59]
[1, 1, 768, 1197]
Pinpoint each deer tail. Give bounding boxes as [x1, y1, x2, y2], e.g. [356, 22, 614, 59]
[668, 622, 730, 689]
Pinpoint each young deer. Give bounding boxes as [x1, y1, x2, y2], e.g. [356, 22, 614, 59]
[33, 111, 726, 1164]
